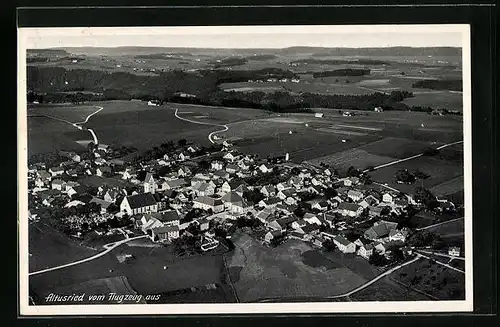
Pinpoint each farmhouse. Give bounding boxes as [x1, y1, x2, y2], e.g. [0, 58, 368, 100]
[193, 196, 225, 213]
[314, 112, 324, 118]
[343, 177, 360, 186]
[268, 215, 297, 233]
[163, 178, 188, 190]
[49, 167, 65, 176]
[120, 193, 158, 215]
[90, 197, 113, 214]
[104, 189, 121, 203]
[256, 207, 276, 224]
[337, 202, 364, 217]
[264, 230, 283, 244]
[364, 221, 398, 242]
[192, 181, 215, 197]
[448, 246, 461, 257]
[211, 160, 224, 170]
[258, 197, 282, 208]
[388, 229, 409, 242]
[261, 185, 277, 197]
[347, 189, 365, 202]
[259, 163, 273, 173]
[357, 243, 374, 259]
[151, 225, 180, 242]
[96, 166, 112, 177]
[332, 235, 356, 253]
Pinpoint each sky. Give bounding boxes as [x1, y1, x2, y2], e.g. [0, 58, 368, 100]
[21, 25, 467, 49]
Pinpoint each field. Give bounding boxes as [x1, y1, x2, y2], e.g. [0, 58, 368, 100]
[425, 219, 465, 239]
[368, 155, 464, 194]
[350, 276, 432, 301]
[30, 242, 231, 304]
[226, 232, 367, 302]
[29, 222, 97, 273]
[430, 176, 464, 196]
[402, 91, 463, 111]
[28, 103, 103, 123]
[392, 258, 465, 300]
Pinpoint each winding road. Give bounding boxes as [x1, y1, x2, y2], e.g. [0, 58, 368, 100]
[28, 105, 103, 144]
[174, 108, 228, 144]
[29, 235, 147, 276]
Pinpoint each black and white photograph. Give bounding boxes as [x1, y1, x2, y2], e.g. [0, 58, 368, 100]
[18, 24, 473, 315]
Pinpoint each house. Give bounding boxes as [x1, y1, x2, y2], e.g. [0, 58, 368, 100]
[337, 202, 364, 217]
[291, 219, 307, 230]
[259, 164, 273, 173]
[343, 177, 360, 187]
[221, 191, 244, 210]
[163, 178, 188, 190]
[197, 218, 210, 231]
[264, 230, 283, 244]
[311, 201, 329, 212]
[49, 167, 65, 176]
[223, 151, 239, 162]
[276, 183, 288, 192]
[448, 246, 461, 257]
[359, 194, 380, 208]
[96, 166, 112, 177]
[212, 170, 230, 180]
[120, 193, 158, 215]
[51, 179, 66, 191]
[284, 196, 298, 206]
[64, 200, 85, 208]
[258, 197, 282, 208]
[211, 160, 224, 170]
[95, 158, 106, 166]
[261, 185, 277, 197]
[306, 185, 323, 195]
[151, 225, 180, 242]
[364, 221, 398, 241]
[97, 143, 110, 153]
[374, 242, 389, 255]
[357, 243, 374, 259]
[90, 197, 113, 214]
[104, 189, 121, 203]
[225, 164, 239, 174]
[256, 207, 276, 224]
[332, 235, 356, 253]
[268, 216, 297, 233]
[368, 206, 386, 217]
[231, 200, 254, 215]
[303, 213, 322, 225]
[288, 176, 303, 189]
[67, 185, 88, 198]
[187, 145, 200, 153]
[382, 192, 395, 203]
[277, 188, 295, 200]
[233, 183, 249, 197]
[193, 196, 225, 213]
[121, 168, 136, 180]
[347, 190, 365, 202]
[298, 223, 320, 236]
[192, 181, 215, 197]
[178, 167, 191, 177]
[388, 229, 409, 242]
[315, 112, 324, 118]
[374, 106, 383, 112]
[237, 160, 251, 170]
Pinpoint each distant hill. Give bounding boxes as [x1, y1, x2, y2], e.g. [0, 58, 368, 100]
[35, 46, 461, 58]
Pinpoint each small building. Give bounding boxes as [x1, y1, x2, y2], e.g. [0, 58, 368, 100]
[314, 112, 324, 118]
[332, 235, 356, 253]
[448, 246, 461, 257]
[120, 193, 158, 215]
[357, 243, 374, 259]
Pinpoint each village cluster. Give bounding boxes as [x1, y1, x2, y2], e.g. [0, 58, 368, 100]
[27, 137, 460, 264]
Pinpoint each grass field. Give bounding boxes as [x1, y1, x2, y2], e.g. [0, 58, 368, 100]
[226, 232, 367, 302]
[402, 91, 463, 111]
[350, 276, 431, 301]
[30, 244, 229, 303]
[28, 103, 103, 123]
[29, 222, 97, 273]
[393, 258, 465, 300]
[430, 176, 464, 196]
[368, 156, 464, 194]
[425, 218, 464, 237]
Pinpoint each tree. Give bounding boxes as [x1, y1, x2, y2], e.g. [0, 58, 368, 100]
[177, 139, 188, 147]
[414, 187, 438, 210]
[346, 166, 361, 177]
[395, 169, 416, 184]
[413, 169, 430, 180]
[198, 160, 210, 171]
[324, 187, 338, 199]
[322, 239, 337, 252]
[290, 167, 301, 175]
[369, 251, 388, 266]
[423, 147, 439, 156]
[243, 189, 264, 204]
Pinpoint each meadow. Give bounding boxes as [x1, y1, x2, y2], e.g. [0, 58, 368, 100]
[226, 232, 367, 302]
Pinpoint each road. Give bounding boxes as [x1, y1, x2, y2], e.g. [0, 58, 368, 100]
[416, 249, 465, 261]
[362, 140, 463, 173]
[416, 216, 464, 231]
[417, 252, 465, 274]
[27, 105, 103, 144]
[328, 254, 422, 299]
[174, 108, 228, 144]
[28, 235, 147, 276]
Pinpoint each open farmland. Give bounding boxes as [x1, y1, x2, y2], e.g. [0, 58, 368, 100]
[29, 222, 97, 273]
[27, 117, 91, 155]
[430, 176, 464, 196]
[30, 244, 229, 303]
[402, 91, 463, 111]
[368, 155, 464, 194]
[28, 103, 103, 123]
[226, 232, 367, 302]
[350, 276, 432, 301]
